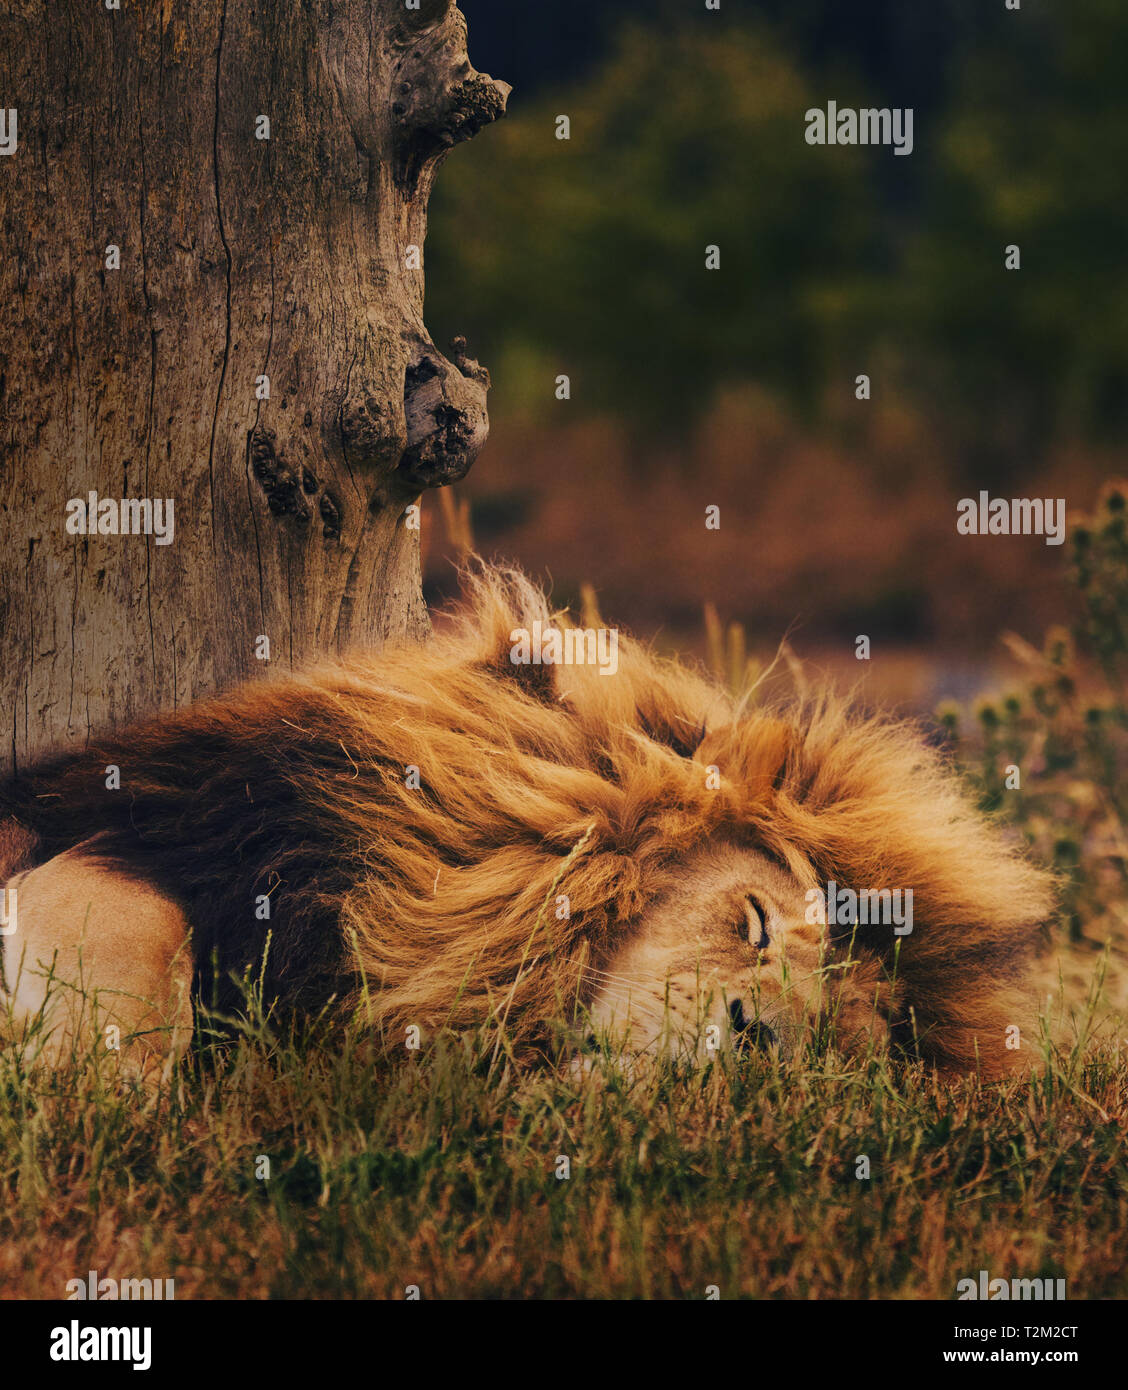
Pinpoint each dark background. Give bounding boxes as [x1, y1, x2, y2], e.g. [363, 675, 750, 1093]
[423, 0, 1126, 706]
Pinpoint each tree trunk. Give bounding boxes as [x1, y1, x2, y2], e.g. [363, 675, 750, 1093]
[0, 0, 508, 773]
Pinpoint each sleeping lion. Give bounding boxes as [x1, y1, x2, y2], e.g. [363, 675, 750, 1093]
[0, 565, 1053, 1080]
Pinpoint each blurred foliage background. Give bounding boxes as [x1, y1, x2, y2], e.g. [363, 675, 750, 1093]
[422, 0, 1126, 709]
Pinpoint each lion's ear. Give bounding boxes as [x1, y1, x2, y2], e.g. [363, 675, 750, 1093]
[697, 717, 793, 798]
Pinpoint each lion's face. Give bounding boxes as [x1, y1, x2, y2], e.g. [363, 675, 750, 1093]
[586, 842, 889, 1064]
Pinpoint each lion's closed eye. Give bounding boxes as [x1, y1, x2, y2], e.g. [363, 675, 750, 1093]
[740, 896, 770, 951]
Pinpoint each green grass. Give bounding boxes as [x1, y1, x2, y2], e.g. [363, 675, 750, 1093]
[2, 991, 1125, 1300]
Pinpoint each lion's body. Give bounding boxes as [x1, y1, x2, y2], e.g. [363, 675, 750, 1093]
[1, 566, 1053, 1078]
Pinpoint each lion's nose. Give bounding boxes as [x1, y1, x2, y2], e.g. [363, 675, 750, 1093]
[729, 998, 775, 1051]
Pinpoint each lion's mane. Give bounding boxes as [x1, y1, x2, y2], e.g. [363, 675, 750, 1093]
[2, 563, 1053, 1072]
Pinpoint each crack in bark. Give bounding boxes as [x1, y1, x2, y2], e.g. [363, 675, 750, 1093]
[332, 527, 365, 649]
[67, 534, 78, 739]
[286, 549, 294, 671]
[245, 243, 277, 630]
[206, 0, 232, 570]
[336, 345, 367, 504]
[136, 76, 159, 682]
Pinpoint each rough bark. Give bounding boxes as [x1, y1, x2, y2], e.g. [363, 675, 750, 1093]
[0, 0, 508, 773]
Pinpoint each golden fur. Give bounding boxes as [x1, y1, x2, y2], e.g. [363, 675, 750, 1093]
[2, 851, 192, 1079]
[1, 564, 1054, 1076]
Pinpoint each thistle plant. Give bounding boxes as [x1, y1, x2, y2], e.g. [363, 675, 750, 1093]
[939, 482, 1128, 941]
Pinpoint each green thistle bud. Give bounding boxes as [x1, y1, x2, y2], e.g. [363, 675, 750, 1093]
[935, 700, 961, 733]
[1098, 480, 1127, 514]
[975, 699, 1000, 730]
